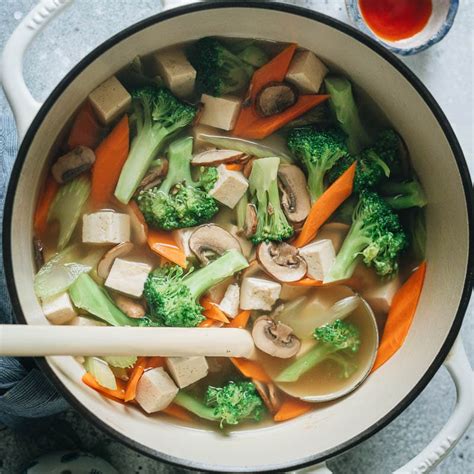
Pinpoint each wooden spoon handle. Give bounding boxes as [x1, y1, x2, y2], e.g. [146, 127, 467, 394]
[0, 325, 255, 358]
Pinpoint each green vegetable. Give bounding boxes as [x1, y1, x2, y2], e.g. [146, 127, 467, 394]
[84, 357, 117, 390]
[287, 127, 349, 202]
[324, 76, 371, 154]
[326, 190, 408, 282]
[137, 137, 219, 230]
[234, 43, 269, 68]
[114, 86, 196, 204]
[144, 249, 248, 327]
[187, 37, 253, 96]
[48, 175, 91, 250]
[380, 179, 427, 209]
[69, 274, 141, 327]
[236, 192, 249, 232]
[103, 355, 138, 369]
[276, 319, 361, 382]
[174, 381, 265, 428]
[404, 207, 427, 261]
[248, 157, 294, 243]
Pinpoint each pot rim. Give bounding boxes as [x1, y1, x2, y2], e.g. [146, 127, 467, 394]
[3, 1, 473, 472]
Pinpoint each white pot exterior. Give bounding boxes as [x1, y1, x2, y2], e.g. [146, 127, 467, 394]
[3, 4, 473, 472]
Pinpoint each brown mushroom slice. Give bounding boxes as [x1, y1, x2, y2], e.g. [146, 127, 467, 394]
[33, 237, 45, 271]
[189, 224, 242, 265]
[256, 81, 298, 117]
[97, 242, 134, 279]
[51, 146, 96, 183]
[113, 293, 146, 319]
[244, 203, 258, 238]
[257, 241, 307, 283]
[252, 379, 282, 414]
[136, 159, 168, 193]
[242, 157, 255, 178]
[252, 316, 301, 358]
[278, 165, 311, 223]
[191, 149, 247, 166]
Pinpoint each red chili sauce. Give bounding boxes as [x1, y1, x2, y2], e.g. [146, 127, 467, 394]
[359, 0, 433, 41]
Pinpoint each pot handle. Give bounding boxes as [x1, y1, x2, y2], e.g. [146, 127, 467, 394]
[0, 0, 74, 141]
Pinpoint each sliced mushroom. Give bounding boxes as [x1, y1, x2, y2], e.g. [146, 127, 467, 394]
[257, 241, 307, 283]
[253, 380, 282, 414]
[189, 224, 242, 265]
[252, 316, 301, 358]
[136, 159, 168, 193]
[244, 203, 258, 238]
[191, 149, 247, 166]
[113, 293, 145, 319]
[242, 157, 255, 178]
[256, 81, 298, 117]
[33, 237, 45, 271]
[51, 146, 96, 183]
[278, 165, 311, 223]
[97, 242, 134, 279]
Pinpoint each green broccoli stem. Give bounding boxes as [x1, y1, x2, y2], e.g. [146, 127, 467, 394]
[382, 180, 427, 209]
[159, 137, 194, 194]
[173, 391, 217, 421]
[183, 250, 249, 300]
[306, 163, 326, 202]
[275, 342, 337, 382]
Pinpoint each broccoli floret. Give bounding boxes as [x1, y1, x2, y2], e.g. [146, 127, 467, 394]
[325, 190, 408, 282]
[115, 86, 196, 204]
[276, 319, 361, 382]
[173, 381, 265, 428]
[248, 157, 294, 243]
[188, 37, 254, 96]
[380, 179, 427, 209]
[403, 208, 427, 261]
[373, 129, 404, 177]
[287, 127, 348, 202]
[137, 137, 219, 230]
[143, 249, 248, 327]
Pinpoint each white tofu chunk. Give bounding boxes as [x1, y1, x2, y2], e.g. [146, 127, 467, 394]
[42, 293, 77, 325]
[364, 276, 401, 314]
[69, 316, 106, 327]
[285, 50, 328, 94]
[209, 165, 249, 208]
[166, 356, 209, 388]
[218, 283, 240, 318]
[152, 48, 196, 98]
[199, 94, 242, 131]
[88, 76, 131, 125]
[105, 258, 151, 298]
[135, 367, 178, 413]
[172, 227, 195, 259]
[317, 222, 350, 253]
[240, 277, 281, 311]
[300, 239, 336, 281]
[82, 212, 130, 245]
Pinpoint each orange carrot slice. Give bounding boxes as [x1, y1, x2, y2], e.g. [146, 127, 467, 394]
[147, 228, 187, 268]
[200, 296, 230, 324]
[34, 175, 59, 235]
[162, 403, 194, 422]
[199, 318, 215, 328]
[91, 115, 130, 206]
[228, 310, 251, 329]
[372, 262, 427, 372]
[67, 101, 101, 150]
[225, 163, 245, 171]
[124, 357, 147, 402]
[231, 358, 271, 383]
[82, 373, 126, 401]
[146, 357, 165, 369]
[287, 278, 323, 287]
[294, 162, 357, 248]
[274, 397, 313, 421]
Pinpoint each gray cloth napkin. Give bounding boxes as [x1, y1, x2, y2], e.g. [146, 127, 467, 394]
[0, 114, 69, 428]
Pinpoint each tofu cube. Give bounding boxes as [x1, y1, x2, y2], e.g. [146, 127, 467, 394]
[88, 76, 131, 125]
[218, 283, 240, 318]
[209, 165, 249, 208]
[317, 222, 350, 253]
[42, 293, 77, 325]
[166, 356, 209, 388]
[172, 227, 195, 259]
[82, 212, 130, 245]
[135, 367, 178, 413]
[364, 276, 401, 314]
[300, 239, 336, 281]
[105, 258, 151, 297]
[285, 50, 328, 94]
[199, 94, 242, 131]
[240, 277, 281, 311]
[151, 48, 196, 98]
[69, 316, 106, 327]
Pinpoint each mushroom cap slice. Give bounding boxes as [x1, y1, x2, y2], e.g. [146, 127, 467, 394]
[51, 146, 96, 184]
[257, 241, 307, 283]
[278, 165, 311, 223]
[189, 224, 243, 265]
[244, 203, 258, 238]
[191, 149, 248, 166]
[256, 81, 298, 117]
[252, 380, 282, 414]
[97, 242, 134, 279]
[252, 316, 301, 358]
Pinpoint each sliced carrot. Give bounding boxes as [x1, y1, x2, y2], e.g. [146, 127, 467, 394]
[147, 228, 187, 268]
[146, 356, 165, 369]
[200, 296, 230, 324]
[294, 162, 357, 248]
[34, 175, 59, 235]
[372, 262, 427, 372]
[199, 318, 215, 328]
[274, 397, 313, 422]
[233, 95, 329, 140]
[91, 115, 130, 206]
[67, 101, 101, 150]
[231, 358, 271, 383]
[82, 373, 126, 401]
[287, 278, 323, 287]
[228, 310, 251, 329]
[162, 403, 194, 422]
[124, 357, 147, 402]
[226, 163, 245, 171]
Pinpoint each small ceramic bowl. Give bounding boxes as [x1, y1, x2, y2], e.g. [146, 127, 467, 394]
[345, 0, 459, 55]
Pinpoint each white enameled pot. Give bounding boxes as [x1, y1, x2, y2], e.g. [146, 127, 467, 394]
[1, 1, 473, 472]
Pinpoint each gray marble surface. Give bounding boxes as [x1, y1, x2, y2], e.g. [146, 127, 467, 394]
[0, 1, 472, 473]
